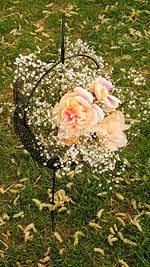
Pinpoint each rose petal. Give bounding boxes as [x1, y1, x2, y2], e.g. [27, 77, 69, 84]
[99, 77, 113, 91]
[102, 95, 121, 112]
[92, 104, 104, 122]
[74, 87, 93, 104]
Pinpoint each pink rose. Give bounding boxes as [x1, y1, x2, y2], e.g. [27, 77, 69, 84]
[89, 78, 109, 101]
[99, 77, 113, 91]
[53, 87, 104, 141]
[102, 95, 121, 112]
[89, 77, 121, 112]
[74, 87, 93, 104]
[97, 111, 129, 151]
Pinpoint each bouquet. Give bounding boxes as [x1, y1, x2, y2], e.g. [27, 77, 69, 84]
[13, 37, 147, 177]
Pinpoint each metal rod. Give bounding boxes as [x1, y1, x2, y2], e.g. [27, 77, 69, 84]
[61, 15, 65, 64]
[51, 168, 56, 232]
[52, 168, 56, 205]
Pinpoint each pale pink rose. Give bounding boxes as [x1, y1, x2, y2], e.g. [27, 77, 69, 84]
[89, 77, 113, 101]
[53, 88, 104, 142]
[97, 111, 129, 151]
[74, 87, 93, 104]
[89, 79, 109, 101]
[99, 77, 113, 91]
[92, 103, 104, 121]
[102, 95, 121, 112]
[89, 77, 120, 112]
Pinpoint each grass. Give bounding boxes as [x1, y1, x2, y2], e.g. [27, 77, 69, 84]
[0, 0, 150, 266]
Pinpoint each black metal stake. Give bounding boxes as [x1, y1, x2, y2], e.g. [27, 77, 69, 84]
[61, 14, 65, 64]
[51, 15, 65, 232]
[51, 168, 56, 232]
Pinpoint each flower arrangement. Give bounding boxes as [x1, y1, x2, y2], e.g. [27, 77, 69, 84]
[13, 38, 148, 177]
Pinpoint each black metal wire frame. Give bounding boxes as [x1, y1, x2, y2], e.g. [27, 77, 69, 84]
[24, 54, 100, 118]
[13, 16, 100, 231]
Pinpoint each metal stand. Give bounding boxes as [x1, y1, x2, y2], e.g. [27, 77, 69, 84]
[13, 14, 100, 233]
[51, 15, 65, 232]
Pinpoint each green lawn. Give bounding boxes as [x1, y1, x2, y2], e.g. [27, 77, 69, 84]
[0, 0, 150, 266]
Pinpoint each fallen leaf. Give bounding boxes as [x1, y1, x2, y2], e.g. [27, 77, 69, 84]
[97, 192, 107, 197]
[0, 187, 5, 194]
[89, 222, 102, 231]
[59, 248, 65, 255]
[94, 247, 105, 256]
[122, 55, 132, 60]
[35, 27, 44, 33]
[107, 234, 118, 246]
[13, 211, 24, 219]
[54, 232, 63, 243]
[116, 217, 126, 227]
[0, 107, 3, 114]
[119, 259, 130, 267]
[96, 208, 104, 219]
[24, 223, 36, 234]
[44, 247, 51, 257]
[13, 195, 20, 206]
[10, 28, 21, 36]
[41, 32, 50, 38]
[115, 193, 124, 201]
[39, 256, 50, 263]
[24, 232, 34, 242]
[32, 198, 42, 209]
[109, 227, 115, 235]
[66, 182, 74, 189]
[132, 217, 142, 232]
[73, 231, 85, 246]
[46, 3, 54, 8]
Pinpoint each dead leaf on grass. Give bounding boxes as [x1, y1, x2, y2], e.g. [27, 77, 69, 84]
[115, 193, 124, 201]
[73, 231, 85, 246]
[96, 208, 104, 219]
[116, 217, 126, 227]
[13, 194, 20, 206]
[18, 223, 36, 242]
[94, 247, 105, 256]
[66, 182, 74, 189]
[13, 211, 24, 219]
[118, 232, 137, 246]
[89, 221, 102, 231]
[119, 259, 130, 267]
[0, 187, 5, 194]
[39, 255, 50, 264]
[10, 28, 22, 36]
[54, 232, 63, 243]
[107, 234, 118, 246]
[46, 3, 54, 8]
